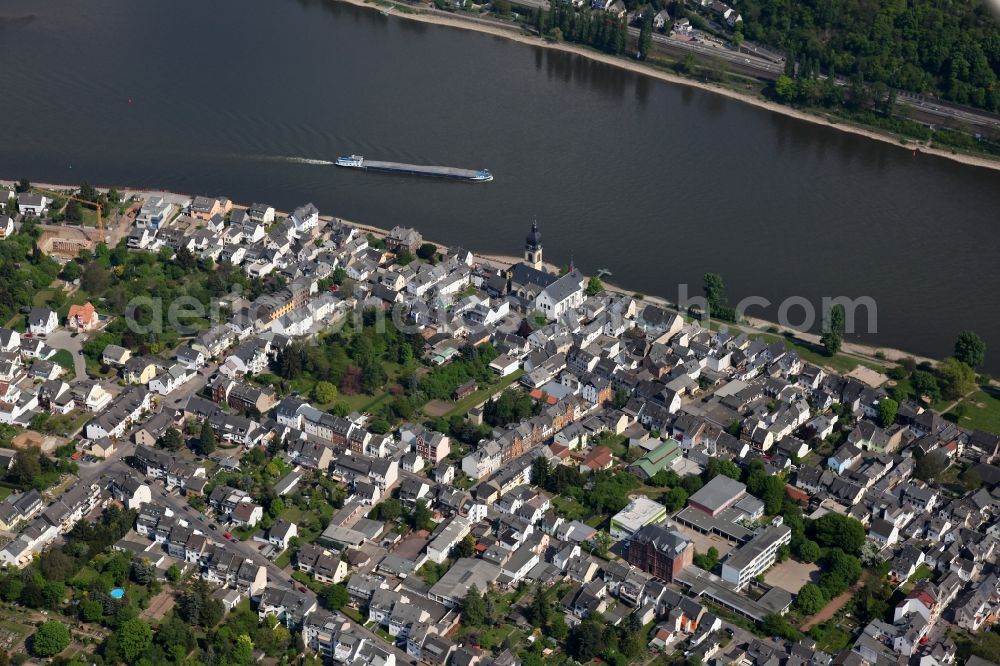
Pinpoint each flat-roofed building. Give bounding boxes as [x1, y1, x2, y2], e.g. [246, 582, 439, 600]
[720, 522, 792, 590]
[427, 558, 501, 609]
[610, 496, 668, 540]
[688, 474, 747, 517]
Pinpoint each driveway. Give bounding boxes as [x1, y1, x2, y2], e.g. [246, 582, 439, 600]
[45, 329, 88, 379]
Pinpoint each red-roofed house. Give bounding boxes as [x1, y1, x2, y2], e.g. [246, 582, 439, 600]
[581, 445, 614, 473]
[549, 443, 572, 460]
[894, 582, 937, 623]
[67, 302, 99, 331]
[529, 388, 558, 405]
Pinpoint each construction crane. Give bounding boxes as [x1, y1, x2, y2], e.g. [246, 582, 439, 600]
[34, 186, 105, 243]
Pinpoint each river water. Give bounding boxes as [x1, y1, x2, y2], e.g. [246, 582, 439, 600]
[2, 0, 999, 369]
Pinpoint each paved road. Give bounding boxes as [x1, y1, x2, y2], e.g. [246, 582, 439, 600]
[162, 363, 217, 410]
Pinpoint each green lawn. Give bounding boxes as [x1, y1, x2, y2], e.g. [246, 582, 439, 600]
[0, 487, 13, 501]
[752, 333, 889, 375]
[551, 495, 587, 521]
[457, 623, 522, 651]
[946, 388, 1000, 434]
[32, 289, 55, 307]
[908, 563, 934, 584]
[441, 369, 525, 420]
[51, 349, 74, 371]
[809, 621, 852, 653]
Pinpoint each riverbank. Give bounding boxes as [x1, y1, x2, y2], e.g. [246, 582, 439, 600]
[7, 180, 942, 376]
[338, 0, 1000, 173]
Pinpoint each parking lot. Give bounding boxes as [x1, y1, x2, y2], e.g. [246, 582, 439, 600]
[764, 558, 820, 593]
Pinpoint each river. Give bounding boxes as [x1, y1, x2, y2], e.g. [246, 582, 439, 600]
[2, 0, 999, 370]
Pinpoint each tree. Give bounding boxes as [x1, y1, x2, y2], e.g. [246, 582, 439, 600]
[912, 370, 941, 402]
[812, 512, 866, 555]
[638, 19, 653, 59]
[915, 449, 948, 482]
[594, 530, 613, 557]
[693, 546, 720, 570]
[453, 534, 476, 559]
[567, 616, 604, 661]
[937, 357, 976, 400]
[704, 457, 741, 481]
[798, 539, 821, 563]
[312, 381, 337, 404]
[702, 272, 735, 321]
[78, 181, 98, 203]
[819, 549, 862, 597]
[462, 584, 487, 626]
[876, 398, 898, 427]
[794, 583, 827, 614]
[232, 634, 254, 665]
[774, 75, 797, 102]
[859, 540, 885, 570]
[372, 498, 402, 522]
[821, 304, 845, 356]
[60, 261, 82, 282]
[761, 613, 798, 641]
[548, 613, 569, 640]
[954, 330, 986, 369]
[166, 564, 182, 582]
[79, 599, 103, 622]
[681, 474, 704, 495]
[681, 52, 697, 74]
[116, 618, 153, 662]
[31, 620, 70, 657]
[662, 486, 688, 512]
[586, 276, 604, 296]
[9, 447, 42, 487]
[416, 243, 438, 261]
[159, 427, 184, 451]
[319, 584, 349, 610]
[199, 420, 216, 455]
[81, 261, 111, 294]
[410, 500, 434, 532]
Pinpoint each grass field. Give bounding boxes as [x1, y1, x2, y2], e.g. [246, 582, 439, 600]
[439, 369, 526, 420]
[947, 388, 1000, 434]
[753, 332, 889, 375]
[551, 495, 588, 521]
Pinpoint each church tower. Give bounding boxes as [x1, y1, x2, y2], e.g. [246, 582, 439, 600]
[525, 221, 543, 270]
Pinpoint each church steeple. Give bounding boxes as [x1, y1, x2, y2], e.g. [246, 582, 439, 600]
[525, 220, 543, 270]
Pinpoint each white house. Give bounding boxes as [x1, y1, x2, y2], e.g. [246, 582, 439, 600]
[534, 269, 586, 322]
[17, 193, 49, 217]
[290, 203, 319, 234]
[269, 520, 298, 551]
[27, 308, 58, 335]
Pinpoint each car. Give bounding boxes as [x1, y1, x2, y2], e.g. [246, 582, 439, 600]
[161, 491, 167, 496]
[223, 532, 233, 539]
[210, 524, 218, 530]
[183, 505, 190, 511]
[298, 586, 308, 593]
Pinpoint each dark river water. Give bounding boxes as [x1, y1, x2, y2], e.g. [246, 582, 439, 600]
[2, 0, 1000, 370]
